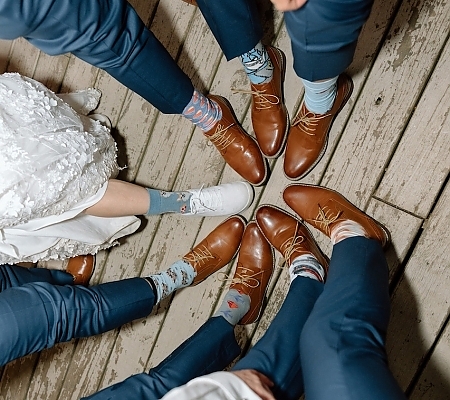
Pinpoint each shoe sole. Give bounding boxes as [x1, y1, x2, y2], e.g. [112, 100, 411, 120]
[239, 181, 255, 212]
[255, 203, 330, 267]
[284, 183, 391, 248]
[284, 76, 354, 181]
[88, 255, 97, 284]
[260, 47, 290, 160]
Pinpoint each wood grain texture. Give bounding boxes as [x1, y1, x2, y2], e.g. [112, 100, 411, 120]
[387, 180, 450, 391]
[375, 38, 450, 218]
[410, 323, 450, 400]
[1, 0, 449, 398]
[322, 0, 450, 208]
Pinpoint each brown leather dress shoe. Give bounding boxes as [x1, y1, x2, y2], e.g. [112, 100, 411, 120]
[283, 184, 390, 247]
[181, 0, 197, 5]
[284, 74, 353, 180]
[249, 46, 289, 158]
[227, 221, 274, 325]
[204, 95, 267, 186]
[184, 215, 246, 285]
[66, 254, 96, 286]
[256, 205, 329, 273]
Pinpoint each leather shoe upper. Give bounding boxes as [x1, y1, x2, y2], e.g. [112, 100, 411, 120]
[256, 205, 329, 272]
[66, 254, 95, 286]
[184, 215, 246, 285]
[283, 184, 390, 247]
[250, 46, 289, 158]
[284, 74, 353, 180]
[228, 221, 274, 325]
[205, 95, 267, 186]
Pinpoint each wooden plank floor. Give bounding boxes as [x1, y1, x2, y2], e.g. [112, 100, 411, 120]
[0, 0, 449, 398]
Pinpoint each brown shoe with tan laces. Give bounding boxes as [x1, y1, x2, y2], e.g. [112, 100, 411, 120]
[255, 205, 329, 275]
[284, 74, 353, 180]
[204, 95, 267, 186]
[183, 215, 246, 285]
[223, 221, 274, 324]
[283, 184, 390, 247]
[233, 46, 289, 158]
[65, 254, 96, 286]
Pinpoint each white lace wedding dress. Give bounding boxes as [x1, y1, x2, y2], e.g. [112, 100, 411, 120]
[0, 73, 140, 264]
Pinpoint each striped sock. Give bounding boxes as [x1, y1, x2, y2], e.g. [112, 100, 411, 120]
[289, 254, 326, 283]
[330, 220, 368, 245]
[301, 76, 338, 114]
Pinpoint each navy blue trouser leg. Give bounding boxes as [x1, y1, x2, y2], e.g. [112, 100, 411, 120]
[0, 271, 154, 366]
[0, 0, 262, 112]
[0, 264, 73, 291]
[300, 237, 406, 399]
[196, 0, 263, 60]
[0, 0, 194, 114]
[284, 0, 374, 80]
[84, 316, 240, 400]
[232, 277, 323, 400]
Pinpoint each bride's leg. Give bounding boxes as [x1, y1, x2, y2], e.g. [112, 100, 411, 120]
[83, 179, 254, 218]
[84, 180, 150, 217]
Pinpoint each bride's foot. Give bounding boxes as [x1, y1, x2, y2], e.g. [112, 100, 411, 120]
[57, 88, 102, 115]
[146, 181, 254, 217]
[89, 113, 112, 129]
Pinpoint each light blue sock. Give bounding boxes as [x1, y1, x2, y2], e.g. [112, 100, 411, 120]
[213, 289, 251, 325]
[148, 260, 196, 302]
[182, 89, 222, 132]
[301, 76, 338, 114]
[147, 188, 192, 215]
[239, 41, 273, 85]
[289, 254, 326, 283]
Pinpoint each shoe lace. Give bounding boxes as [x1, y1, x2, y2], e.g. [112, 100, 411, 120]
[231, 88, 280, 110]
[190, 185, 222, 214]
[207, 122, 236, 151]
[218, 265, 261, 288]
[183, 245, 215, 267]
[311, 205, 342, 235]
[279, 222, 305, 266]
[292, 105, 329, 135]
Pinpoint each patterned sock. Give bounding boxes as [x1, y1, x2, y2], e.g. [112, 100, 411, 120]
[213, 289, 251, 325]
[289, 254, 326, 283]
[147, 260, 196, 302]
[182, 89, 222, 132]
[239, 41, 273, 85]
[147, 189, 192, 215]
[301, 76, 338, 114]
[330, 220, 368, 245]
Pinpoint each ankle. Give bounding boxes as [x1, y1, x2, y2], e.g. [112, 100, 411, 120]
[146, 188, 192, 215]
[301, 76, 338, 114]
[240, 42, 273, 85]
[290, 254, 326, 283]
[330, 220, 368, 245]
[213, 288, 251, 325]
[182, 90, 222, 132]
[148, 260, 196, 302]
